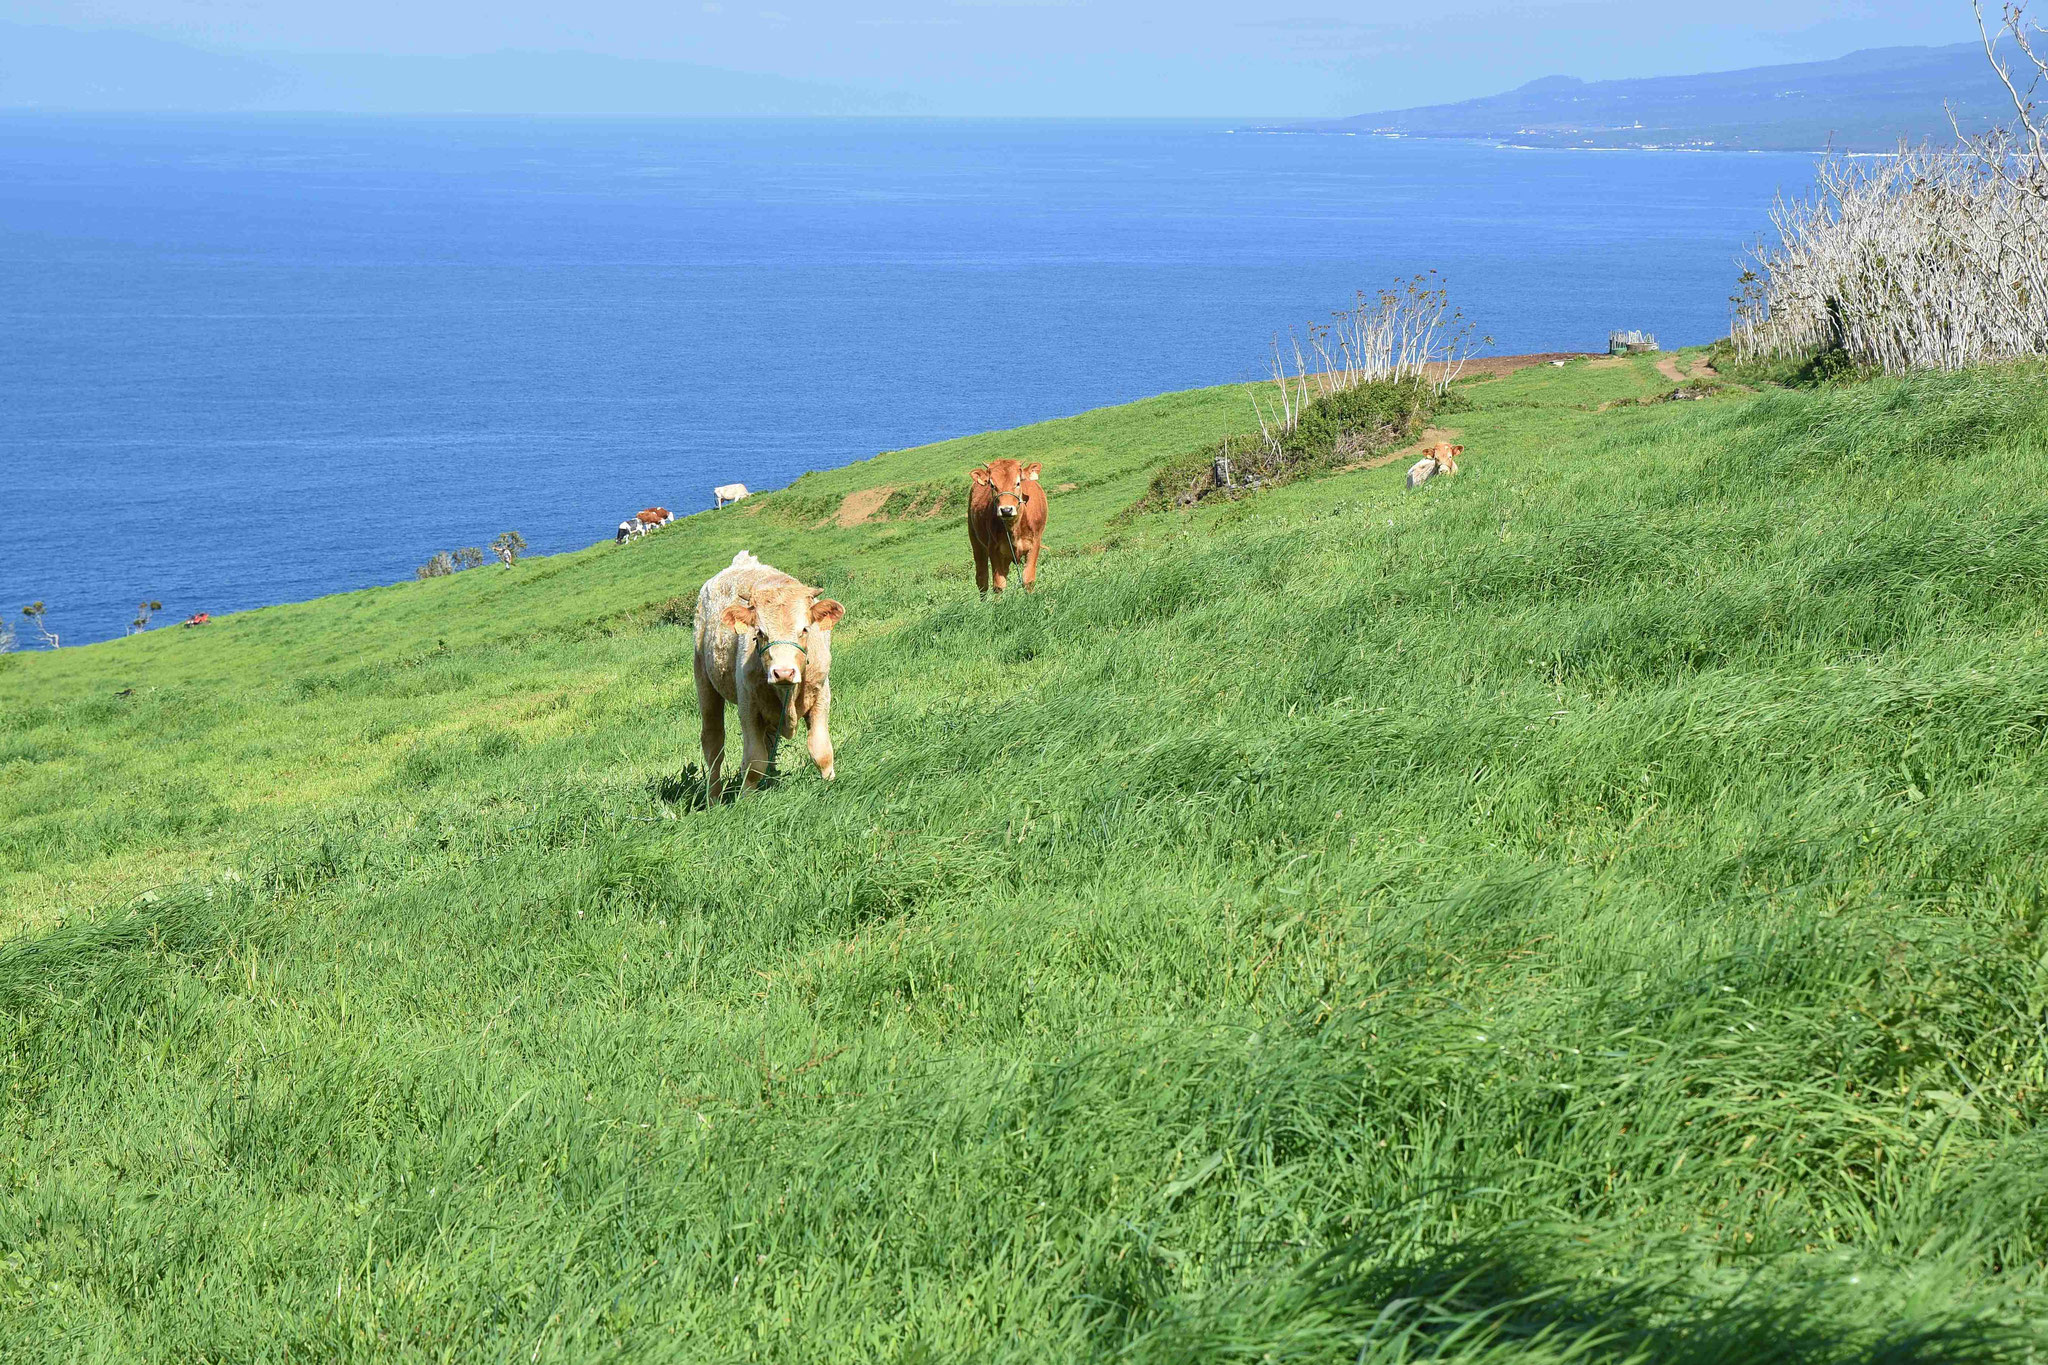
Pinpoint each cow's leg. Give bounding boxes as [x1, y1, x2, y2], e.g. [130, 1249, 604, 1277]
[973, 536, 990, 595]
[1021, 543, 1040, 591]
[990, 540, 1011, 595]
[805, 687, 835, 781]
[739, 707, 776, 792]
[798, 695, 831, 777]
[697, 673, 727, 804]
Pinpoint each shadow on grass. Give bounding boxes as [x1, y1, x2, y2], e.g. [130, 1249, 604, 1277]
[1107, 1231, 2029, 1364]
[645, 762, 788, 812]
[1329, 1241, 2022, 1364]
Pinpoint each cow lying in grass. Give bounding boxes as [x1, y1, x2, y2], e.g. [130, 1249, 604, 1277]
[1406, 442, 1464, 489]
[693, 551, 845, 800]
[967, 459, 1047, 594]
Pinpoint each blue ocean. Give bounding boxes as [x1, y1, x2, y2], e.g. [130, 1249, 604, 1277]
[2, 117, 1817, 645]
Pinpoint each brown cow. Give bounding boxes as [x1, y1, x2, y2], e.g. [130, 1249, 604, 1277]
[637, 507, 673, 527]
[693, 551, 844, 800]
[967, 459, 1047, 594]
[1406, 443, 1464, 489]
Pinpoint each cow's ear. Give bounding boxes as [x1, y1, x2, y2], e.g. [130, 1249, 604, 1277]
[1452, 445, 1465, 455]
[721, 603, 758, 634]
[1023, 462, 1042, 481]
[809, 598, 845, 631]
[970, 465, 993, 486]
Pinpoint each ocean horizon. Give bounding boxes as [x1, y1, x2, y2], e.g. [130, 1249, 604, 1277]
[3, 115, 1821, 646]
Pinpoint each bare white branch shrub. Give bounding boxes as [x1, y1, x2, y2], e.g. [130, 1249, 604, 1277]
[1734, 6, 2048, 375]
[1733, 145, 2048, 373]
[1252, 275, 1488, 449]
[1973, 1, 2048, 190]
[20, 602, 58, 649]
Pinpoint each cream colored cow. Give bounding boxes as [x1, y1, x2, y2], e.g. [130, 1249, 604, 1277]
[714, 483, 750, 508]
[693, 550, 844, 800]
[1406, 442, 1464, 489]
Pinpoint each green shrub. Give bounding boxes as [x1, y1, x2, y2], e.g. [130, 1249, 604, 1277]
[1128, 377, 1450, 514]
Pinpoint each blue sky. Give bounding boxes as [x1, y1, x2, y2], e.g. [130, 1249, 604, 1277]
[9, 0, 1987, 114]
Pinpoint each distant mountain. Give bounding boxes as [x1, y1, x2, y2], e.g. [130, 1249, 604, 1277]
[0, 23, 918, 116]
[0, 23, 292, 110]
[1303, 43, 2019, 151]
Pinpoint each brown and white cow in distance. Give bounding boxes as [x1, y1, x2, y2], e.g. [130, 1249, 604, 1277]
[967, 459, 1047, 594]
[1406, 443, 1464, 490]
[693, 551, 845, 800]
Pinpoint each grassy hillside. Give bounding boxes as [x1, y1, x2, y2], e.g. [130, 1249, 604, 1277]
[3, 353, 2045, 1361]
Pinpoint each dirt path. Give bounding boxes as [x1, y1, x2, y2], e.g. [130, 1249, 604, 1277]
[1656, 354, 1720, 383]
[834, 487, 893, 528]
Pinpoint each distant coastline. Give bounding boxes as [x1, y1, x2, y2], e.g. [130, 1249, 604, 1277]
[1233, 128, 1808, 154]
[1272, 40, 2014, 155]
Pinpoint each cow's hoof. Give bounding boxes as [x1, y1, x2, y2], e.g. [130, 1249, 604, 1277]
[819, 764, 835, 782]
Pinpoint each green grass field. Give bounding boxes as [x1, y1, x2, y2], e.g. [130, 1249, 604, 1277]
[3, 352, 2046, 1361]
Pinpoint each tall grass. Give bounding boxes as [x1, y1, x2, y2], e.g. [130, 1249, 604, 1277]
[1, 360, 2046, 1359]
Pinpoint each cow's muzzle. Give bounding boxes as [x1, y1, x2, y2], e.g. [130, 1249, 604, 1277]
[763, 637, 807, 690]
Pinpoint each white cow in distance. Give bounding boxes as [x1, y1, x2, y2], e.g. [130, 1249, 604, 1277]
[714, 483, 750, 509]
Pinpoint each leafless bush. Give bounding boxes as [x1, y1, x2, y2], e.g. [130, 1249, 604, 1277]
[1253, 275, 1488, 450]
[1732, 146, 2048, 373]
[20, 602, 58, 649]
[416, 552, 457, 580]
[1732, 6, 2048, 374]
[1973, 2, 2048, 194]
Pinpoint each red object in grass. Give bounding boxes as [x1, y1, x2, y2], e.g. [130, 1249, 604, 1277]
[183, 612, 211, 627]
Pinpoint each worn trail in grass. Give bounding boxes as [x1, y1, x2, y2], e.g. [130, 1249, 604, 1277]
[2, 353, 2044, 1361]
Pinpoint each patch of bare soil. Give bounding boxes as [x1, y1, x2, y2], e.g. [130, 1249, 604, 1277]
[1314, 353, 1591, 386]
[1055, 482, 1078, 493]
[1343, 427, 1462, 474]
[1431, 352, 1592, 382]
[834, 487, 893, 528]
[1655, 356, 1688, 383]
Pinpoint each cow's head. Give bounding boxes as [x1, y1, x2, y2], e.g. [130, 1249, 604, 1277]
[1440, 445, 1464, 474]
[972, 459, 1041, 523]
[721, 585, 845, 690]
